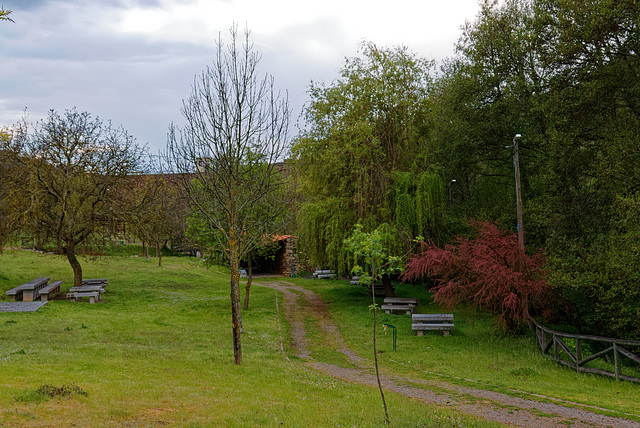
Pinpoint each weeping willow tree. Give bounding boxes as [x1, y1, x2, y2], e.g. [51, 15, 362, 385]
[297, 198, 358, 275]
[293, 42, 435, 273]
[416, 173, 445, 242]
[394, 172, 417, 241]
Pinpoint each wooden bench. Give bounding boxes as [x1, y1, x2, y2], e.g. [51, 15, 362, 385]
[5, 277, 50, 302]
[381, 297, 418, 315]
[412, 314, 454, 336]
[67, 291, 101, 304]
[38, 281, 62, 302]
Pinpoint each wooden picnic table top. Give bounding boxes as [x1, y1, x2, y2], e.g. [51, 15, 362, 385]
[6, 277, 50, 295]
[16, 277, 50, 290]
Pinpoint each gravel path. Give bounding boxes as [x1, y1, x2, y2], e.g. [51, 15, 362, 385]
[258, 281, 640, 428]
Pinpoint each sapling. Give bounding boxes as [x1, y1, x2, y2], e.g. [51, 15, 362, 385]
[344, 223, 404, 425]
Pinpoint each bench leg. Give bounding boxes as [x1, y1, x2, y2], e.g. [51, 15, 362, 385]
[40, 294, 48, 302]
[385, 310, 390, 314]
[443, 331, 450, 336]
[89, 296, 96, 304]
[417, 331, 424, 337]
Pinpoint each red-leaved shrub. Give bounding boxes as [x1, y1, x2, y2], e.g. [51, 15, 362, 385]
[401, 221, 550, 330]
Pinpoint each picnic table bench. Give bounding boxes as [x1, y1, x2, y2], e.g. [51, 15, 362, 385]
[412, 314, 454, 336]
[5, 277, 50, 302]
[381, 297, 418, 315]
[82, 278, 108, 289]
[38, 281, 62, 302]
[67, 280, 108, 304]
[69, 285, 105, 294]
[67, 291, 101, 304]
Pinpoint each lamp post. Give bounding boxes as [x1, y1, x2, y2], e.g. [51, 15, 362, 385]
[447, 179, 456, 210]
[511, 134, 524, 250]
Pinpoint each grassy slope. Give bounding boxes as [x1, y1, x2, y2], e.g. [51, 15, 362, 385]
[282, 277, 640, 419]
[0, 250, 497, 427]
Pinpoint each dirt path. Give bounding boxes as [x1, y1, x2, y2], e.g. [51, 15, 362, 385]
[258, 281, 640, 428]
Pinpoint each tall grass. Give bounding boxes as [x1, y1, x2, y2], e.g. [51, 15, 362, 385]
[0, 250, 498, 427]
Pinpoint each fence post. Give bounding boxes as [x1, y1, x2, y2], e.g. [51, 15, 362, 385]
[553, 334, 558, 360]
[614, 343, 621, 381]
[576, 339, 582, 372]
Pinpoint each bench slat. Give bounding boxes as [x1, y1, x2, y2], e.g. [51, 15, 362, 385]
[412, 323, 455, 330]
[413, 314, 454, 322]
[69, 286, 105, 293]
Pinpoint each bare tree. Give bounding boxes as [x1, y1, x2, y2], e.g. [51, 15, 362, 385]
[3, 108, 148, 285]
[130, 173, 189, 266]
[167, 26, 290, 365]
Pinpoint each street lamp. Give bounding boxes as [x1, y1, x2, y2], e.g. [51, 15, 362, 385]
[447, 179, 456, 209]
[510, 134, 524, 250]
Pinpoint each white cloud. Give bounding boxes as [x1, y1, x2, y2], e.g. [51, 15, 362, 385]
[0, 0, 481, 151]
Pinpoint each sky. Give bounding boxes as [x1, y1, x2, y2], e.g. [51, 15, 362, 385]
[1, 0, 482, 154]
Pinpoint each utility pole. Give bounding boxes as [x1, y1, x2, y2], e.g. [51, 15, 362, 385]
[512, 134, 524, 250]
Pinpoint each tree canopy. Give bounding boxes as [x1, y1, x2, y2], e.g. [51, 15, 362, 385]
[293, 42, 442, 273]
[1, 108, 148, 285]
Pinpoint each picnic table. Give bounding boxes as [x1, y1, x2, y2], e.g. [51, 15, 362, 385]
[5, 277, 50, 302]
[67, 279, 108, 304]
[381, 297, 418, 315]
[412, 314, 455, 336]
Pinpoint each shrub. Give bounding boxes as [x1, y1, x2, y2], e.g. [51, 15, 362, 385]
[402, 221, 550, 331]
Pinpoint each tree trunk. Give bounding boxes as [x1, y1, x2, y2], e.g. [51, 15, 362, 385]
[229, 236, 243, 365]
[371, 278, 390, 424]
[145, 242, 150, 261]
[382, 273, 395, 298]
[157, 241, 162, 267]
[243, 258, 253, 310]
[66, 244, 83, 287]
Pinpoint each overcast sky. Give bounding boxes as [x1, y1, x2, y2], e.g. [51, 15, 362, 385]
[1, 0, 481, 154]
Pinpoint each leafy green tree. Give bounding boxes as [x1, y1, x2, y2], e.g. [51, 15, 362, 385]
[430, 0, 640, 338]
[344, 224, 405, 425]
[431, 0, 546, 234]
[293, 42, 437, 272]
[167, 26, 291, 365]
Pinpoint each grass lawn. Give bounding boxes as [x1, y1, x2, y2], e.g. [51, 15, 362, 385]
[283, 276, 640, 419]
[0, 250, 499, 427]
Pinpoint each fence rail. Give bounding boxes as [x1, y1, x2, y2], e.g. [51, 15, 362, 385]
[529, 318, 640, 382]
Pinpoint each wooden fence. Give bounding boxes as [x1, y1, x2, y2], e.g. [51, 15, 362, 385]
[530, 318, 640, 382]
